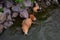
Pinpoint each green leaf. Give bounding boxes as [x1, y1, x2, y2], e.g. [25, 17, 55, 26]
[21, 3, 26, 8]
[0, 8, 3, 12]
[14, 0, 23, 3]
[30, 0, 35, 3]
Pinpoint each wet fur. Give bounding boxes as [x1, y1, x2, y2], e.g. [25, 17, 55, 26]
[22, 14, 36, 35]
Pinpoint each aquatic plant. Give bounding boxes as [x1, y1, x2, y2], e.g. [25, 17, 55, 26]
[14, 0, 23, 3]
[30, 0, 35, 3]
[14, 0, 35, 8]
[14, 0, 35, 3]
[0, 8, 3, 12]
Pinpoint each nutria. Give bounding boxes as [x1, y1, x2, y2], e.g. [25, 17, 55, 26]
[22, 14, 36, 35]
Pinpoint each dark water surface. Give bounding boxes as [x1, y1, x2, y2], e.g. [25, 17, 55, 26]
[0, 7, 60, 40]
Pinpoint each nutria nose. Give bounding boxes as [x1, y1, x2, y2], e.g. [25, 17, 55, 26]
[37, 9, 40, 12]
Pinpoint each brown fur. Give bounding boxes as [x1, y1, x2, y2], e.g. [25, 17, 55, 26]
[33, 3, 39, 12]
[22, 14, 36, 35]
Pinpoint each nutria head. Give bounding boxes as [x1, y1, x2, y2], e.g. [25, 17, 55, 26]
[29, 14, 36, 21]
[33, 2, 40, 12]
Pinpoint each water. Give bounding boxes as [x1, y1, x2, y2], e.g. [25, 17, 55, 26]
[0, 5, 60, 40]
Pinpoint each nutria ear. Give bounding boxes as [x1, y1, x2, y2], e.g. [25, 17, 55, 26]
[33, 3, 36, 7]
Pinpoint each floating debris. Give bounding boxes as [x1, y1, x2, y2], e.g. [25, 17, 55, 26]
[3, 21, 13, 29]
[20, 8, 29, 18]
[12, 5, 20, 12]
[5, 1, 13, 8]
[23, 0, 32, 7]
[12, 12, 18, 18]
[0, 12, 6, 23]
[3, 8, 11, 14]
[0, 24, 4, 33]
